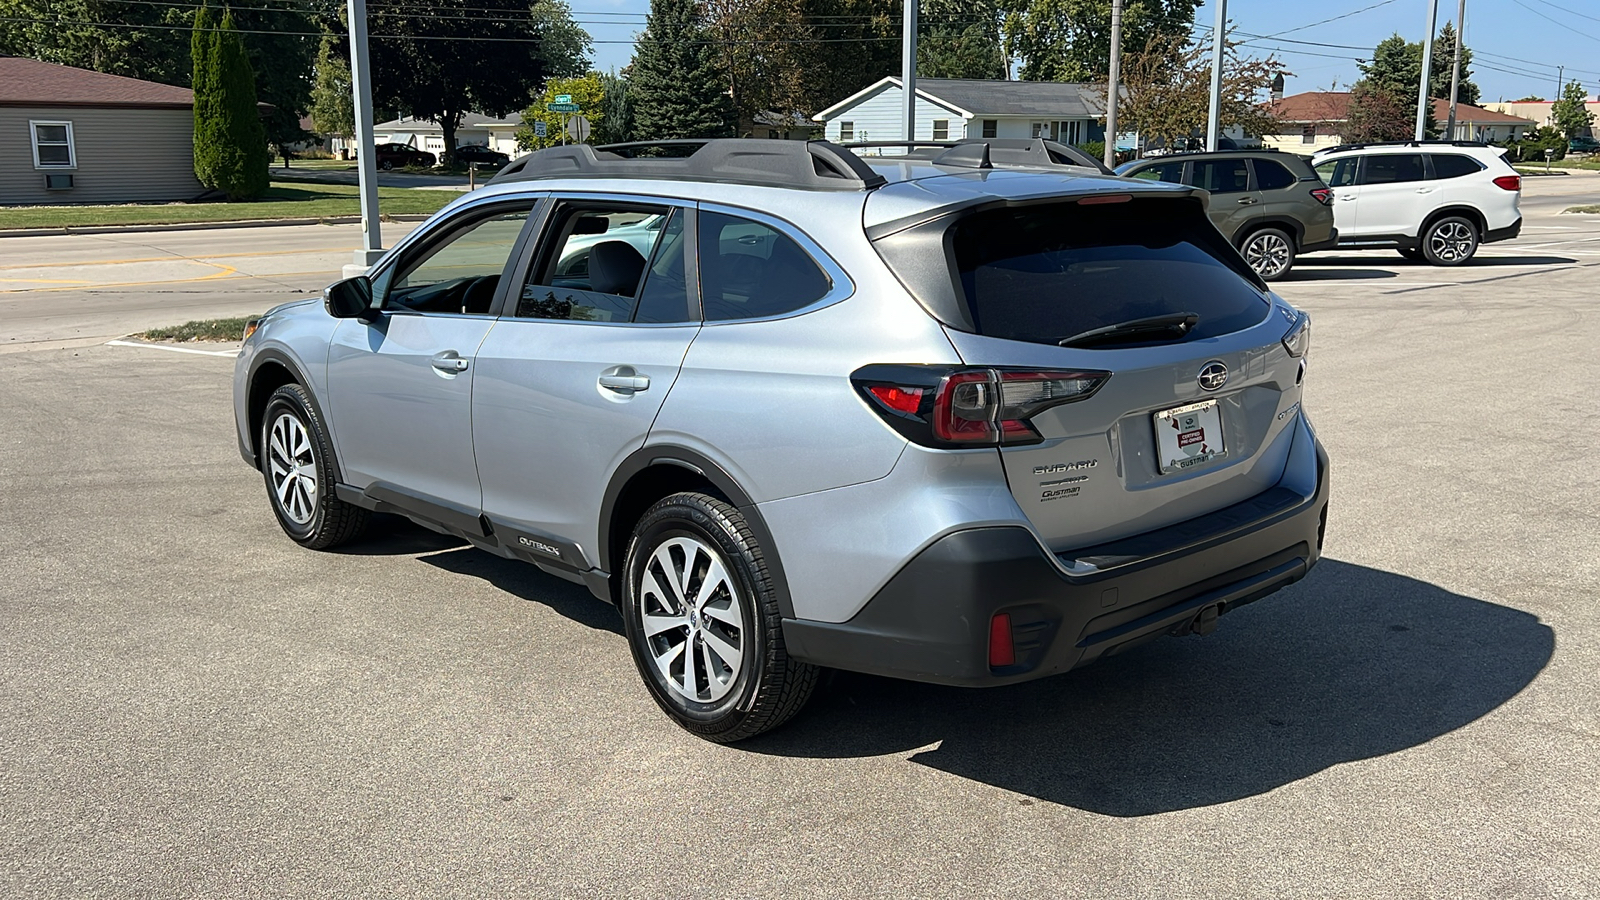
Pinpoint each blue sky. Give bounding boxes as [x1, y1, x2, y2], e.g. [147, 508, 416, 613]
[582, 0, 1600, 103]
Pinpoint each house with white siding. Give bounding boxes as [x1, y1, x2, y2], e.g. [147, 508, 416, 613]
[373, 112, 526, 159]
[812, 77, 1112, 147]
[1, 57, 205, 204]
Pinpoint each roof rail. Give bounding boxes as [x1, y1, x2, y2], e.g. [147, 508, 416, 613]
[1320, 139, 1494, 154]
[490, 138, 887, 190]
[844, 138, 1113, 175]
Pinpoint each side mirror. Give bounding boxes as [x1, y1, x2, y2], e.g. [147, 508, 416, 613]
[324, 275, 377, 321]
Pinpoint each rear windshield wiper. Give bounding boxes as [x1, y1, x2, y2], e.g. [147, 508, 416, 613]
[1058, 312, 1199, 349]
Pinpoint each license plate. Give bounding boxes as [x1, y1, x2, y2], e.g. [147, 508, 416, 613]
[1154, 399, 1226, 473]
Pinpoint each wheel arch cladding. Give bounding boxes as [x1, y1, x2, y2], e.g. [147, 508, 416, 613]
[600, 448, 795, 618]
[1422, 205, 1485, 236]
[247, 356, 303, 470]
[1241, 219, 1302, 249]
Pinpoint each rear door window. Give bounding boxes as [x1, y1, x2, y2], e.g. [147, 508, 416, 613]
[516, 203, 678, 322]
[698, 211, 831, 321]
[1360, 154, 1425, 184]
[1190, 159, 1251, 193]
[1252, 159, 1297, 190]
[947, 198, 1269, 347]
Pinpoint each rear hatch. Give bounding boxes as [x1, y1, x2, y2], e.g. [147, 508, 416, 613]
[869, 186, 1309, 553]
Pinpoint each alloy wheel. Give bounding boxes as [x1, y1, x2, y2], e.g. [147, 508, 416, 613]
[1428, 221, 1476, 262]
[1244, 232, 1291, 279]
[267, 412, 318, 526]
[637, 535, 747, 704]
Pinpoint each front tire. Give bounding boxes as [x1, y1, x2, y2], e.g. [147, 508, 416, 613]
[260, 384, 368, 549]
[1241, 227, 1296, 281]
[1421, 216, 1479, 266]
[621, 493, 817, 742]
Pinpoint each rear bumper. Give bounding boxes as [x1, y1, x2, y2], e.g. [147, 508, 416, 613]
[1300, 227, 1338, 253]
[783, 443, 1330, 687]
[1484, 216, 1522, 244]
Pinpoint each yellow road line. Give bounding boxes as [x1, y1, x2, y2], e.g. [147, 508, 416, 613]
[0, 245, 356, 271]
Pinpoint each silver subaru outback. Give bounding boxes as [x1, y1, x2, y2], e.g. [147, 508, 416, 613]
[233, 139, 1329, 742]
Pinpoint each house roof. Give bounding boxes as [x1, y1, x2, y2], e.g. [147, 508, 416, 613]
[0, 56, 194, 109]
[1268, 91, 1535, 126]
[374, 111, 525, 132]
[814, 77, 1109, 121]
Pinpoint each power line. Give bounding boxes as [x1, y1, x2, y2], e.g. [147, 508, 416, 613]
[1507, 0, 1600, 44]
[1255, 0, 1400, 39]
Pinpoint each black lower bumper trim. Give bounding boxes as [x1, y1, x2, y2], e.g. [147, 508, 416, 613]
[783, 449, 1330, 687]
[1484, 217, 1522, 244]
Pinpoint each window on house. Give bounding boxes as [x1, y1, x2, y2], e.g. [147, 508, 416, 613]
[982, 119, 997, 138]
[30, 121, 75, 168]
[932, 119, 949, 141]
[1031, 122, 1047, 139]
[1301, 125, 1316, 144]
[839, 121, 854, 142]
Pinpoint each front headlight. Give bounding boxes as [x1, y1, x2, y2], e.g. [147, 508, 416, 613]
[1281, 312, 1311, 358]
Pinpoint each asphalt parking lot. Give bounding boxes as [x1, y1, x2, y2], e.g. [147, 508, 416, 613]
[2, 177, 1598, 897]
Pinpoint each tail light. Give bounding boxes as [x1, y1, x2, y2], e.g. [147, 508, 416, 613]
[1493, 175, 1521, 192]
[1310, 187, 1334, 205]
[853, 364, 1111, 448]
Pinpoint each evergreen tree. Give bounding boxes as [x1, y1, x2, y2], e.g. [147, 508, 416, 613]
[212, 10, 268, 200]
[596, 72, 634, 145]
[919, 0, 1005, 80]
[1551, 80, 1595, 138]
[630, 0, 735, 141]
[1434, 22, 1478, 106]
[309, 32, 355, 139]
[191, 4, 220, 189]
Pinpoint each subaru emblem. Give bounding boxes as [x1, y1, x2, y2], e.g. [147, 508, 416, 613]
[1197, 361, 1229, 391]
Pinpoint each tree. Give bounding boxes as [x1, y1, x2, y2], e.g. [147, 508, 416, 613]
[211, 10, 269, 199]
[706, 0, 813, 131]
[1117, 32, 1284, 148]
[1434, 22, 1478, 106]
[1001, 0, 1202, 83]
[630, 0, 735, 141]
[1514, 94, 1544, 102]
[788, 0, 899, 118]
[919, 0, 1005, 80]
[369, 0, 591, 163]
[309, 32, 354, 139]
[0, 0, 190, 85]
[1345, 82, 1413, 143]
[191, 3, 220, 188]
[595, 72, 634, 145]
[517, 73, 606, 149]
[1355, 27, 1480, 128]
[1551, 80, 1595, 138]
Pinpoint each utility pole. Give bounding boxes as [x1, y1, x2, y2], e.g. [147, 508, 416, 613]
[1104, 0, 1123, 168]
[1446, 0, 1466, 138]
[1555, 65, 1563, 105]
[1205, 0, 1227, 151]
[1415, 0, 1440, 141]
[346, 0, 382, 273]
[902, 0, 917, 142]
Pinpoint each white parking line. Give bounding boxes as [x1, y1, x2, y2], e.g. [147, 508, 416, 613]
[105, 339, 241, 358]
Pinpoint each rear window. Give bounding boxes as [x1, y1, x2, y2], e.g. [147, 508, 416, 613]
[1254, 159, 1298, 190]
[1430, 154, 1484, 179]
[944, 198, 1270, 346]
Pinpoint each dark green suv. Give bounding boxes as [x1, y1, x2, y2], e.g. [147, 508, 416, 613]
[1116, 151, 1337, 280]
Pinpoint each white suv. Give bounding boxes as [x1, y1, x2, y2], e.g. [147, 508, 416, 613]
[1311, 141, 1522, 265]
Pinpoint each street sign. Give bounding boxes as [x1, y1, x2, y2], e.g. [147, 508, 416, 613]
[546, 103, 581, 113]
[533, 120, 547, 137]
[553, 94, 572, 105]
[566, 115, 591, 143]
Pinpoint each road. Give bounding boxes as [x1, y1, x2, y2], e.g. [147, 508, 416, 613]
[1, 175, 1598, 898]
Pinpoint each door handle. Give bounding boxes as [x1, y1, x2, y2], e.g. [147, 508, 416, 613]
[1236, 197, 1258, 205]
[1416, 187, 1435, 194]
[598, 366, 650, 393]
[430, 351, 469, 373]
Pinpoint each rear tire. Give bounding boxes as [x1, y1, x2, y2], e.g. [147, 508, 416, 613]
[1420, 216, 1479, 266]
[621, 493, 817, 743]
[1241, 227, 1296, 281]
[260, 384, 368, 549]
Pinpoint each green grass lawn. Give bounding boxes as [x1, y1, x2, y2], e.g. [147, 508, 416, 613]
[1, 181, 453, 230]
[1565, 205, 1600, 214]
[136, 316, 262, 342]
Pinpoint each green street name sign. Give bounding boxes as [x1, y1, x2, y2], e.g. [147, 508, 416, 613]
[553, 94, 573, 105]
[546, 103, 581, 113]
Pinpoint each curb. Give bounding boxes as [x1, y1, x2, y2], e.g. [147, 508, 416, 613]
[0, 213, 434, 239]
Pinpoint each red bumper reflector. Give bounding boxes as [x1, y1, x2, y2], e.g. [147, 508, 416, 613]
[989, 613, 1015, 667]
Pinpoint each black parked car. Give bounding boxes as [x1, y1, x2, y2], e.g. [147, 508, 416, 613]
[452, 144, 511, 168]
[1116, 150, 1337, 281]
[372, 143, 436, 170]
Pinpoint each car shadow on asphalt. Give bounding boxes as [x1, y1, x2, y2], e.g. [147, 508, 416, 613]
[1278, 268, 1397, 281]
[743, 559, 1553, 817]
[419, 542, 626, 636]
[331, 513, 470, 557]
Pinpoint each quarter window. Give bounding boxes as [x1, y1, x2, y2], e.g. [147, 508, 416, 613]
[381, 205, 532, 314]
[1253, 159, 1297, 191]
[698, 212, 831, 321]
[1429, 154, 1484, 179]
[518, 203, 684, 323]
[1360, 154, 1425, 184]
[30, 121, 75, 168]
[932, 119, 949, 141]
